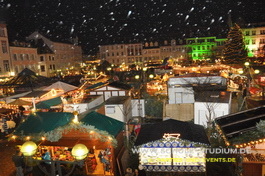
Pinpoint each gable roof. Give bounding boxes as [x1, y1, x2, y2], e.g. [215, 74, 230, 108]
[85, 82, 108, 90]
[108, 81, 132, 90]
[21, 90, 50, 98]
[36, 96, 62, 109]
[105, 96, 131, 105]
[43, 81, 78, 92]
[195, 91, 231, 103]
[215, 106, 265, 144]
[13, 112, 73, 135]
[8, 99, 32, 106]
[80, 111, 124, 136]
[2, 68, 52, 89]
[135, 119, 209, 146]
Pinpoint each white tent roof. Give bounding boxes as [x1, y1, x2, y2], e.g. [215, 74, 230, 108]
[43, 81, 78, 93]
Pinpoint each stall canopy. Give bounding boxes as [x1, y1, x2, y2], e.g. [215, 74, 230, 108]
[35, 96, 62, 109]
[13, 112, 73, 135]
[43, 81, 78, 93]
[80, 111, 124, 137]
[215, 106, 265, 144]
[21, 90, 50, 98]
[85, 82, 108, 90]
[8, 99, 32, 106]
[135, 119, 209, 146]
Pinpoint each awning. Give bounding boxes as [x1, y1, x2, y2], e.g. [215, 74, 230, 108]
[80, 111, 124, 137]
[135, 119, 209, 146]
[215, 106, 265, 144]
[85, 82, 107, 90]
[36, 97, 62, 109]
[13, 112, 74, 135]
[8, 99, 32, 106]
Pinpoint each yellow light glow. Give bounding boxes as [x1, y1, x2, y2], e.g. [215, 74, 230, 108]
[12, 135, 17, 140]
[41, 137, 46, 141]
[254, 69, 260, 74]
[71, 144, 89, 160]
[21, 141, 38, 156]
[244, 62, 250, 66]
[26, 136, 31, 140]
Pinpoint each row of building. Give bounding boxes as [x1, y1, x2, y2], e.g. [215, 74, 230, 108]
[1, 22, 265, 79]
[100, 24, 265, 65]
[0, 23, 83, 79]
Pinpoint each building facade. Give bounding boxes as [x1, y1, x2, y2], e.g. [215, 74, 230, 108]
[9, 43, 39, 75]
[242, 26, 265, 57]
[26, 31, 83, 77]
[0, 23, 11, 77]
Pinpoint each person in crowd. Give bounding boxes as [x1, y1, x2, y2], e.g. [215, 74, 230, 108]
[125, 167, 134, 176]
[12, 149, 24, 176]
[41, 149, 52, 174]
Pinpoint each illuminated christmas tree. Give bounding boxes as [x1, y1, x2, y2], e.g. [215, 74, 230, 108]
[223, 23, 248, 64]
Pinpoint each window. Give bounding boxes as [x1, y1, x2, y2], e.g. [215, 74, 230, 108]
[40, 65, 45, 72]
[31, 54, 35, 60]
[1, 41, 7, 53]
[20, 54, 23, 61]
[0, 28, 5, 37]
[245, 40, 249, 45]
[260, 39, 265, 44]
[3, 60, 9, 72]
[13, 54, 17, 61]
[260, 30, 265, 35]
[252, 30, 256, 35]
[252, 39, 256, 44]
[25, 54, 29, 60]
[40, 56, 44, 61]
[106, 106, 115, 114]
[245, 31, 250, 36]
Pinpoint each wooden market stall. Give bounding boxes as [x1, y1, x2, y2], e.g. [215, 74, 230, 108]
[135, 119, 210, 175]
[9, 111, 125, 176]
[215, 106, 265, 176]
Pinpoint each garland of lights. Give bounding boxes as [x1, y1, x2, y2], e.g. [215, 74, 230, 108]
[215, 120, 265, 147]
[9, 122, 117, 147]
[138, 137, 209, 148]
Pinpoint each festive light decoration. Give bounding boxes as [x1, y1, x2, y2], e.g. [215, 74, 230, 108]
[223, 23, 248, 64]
[9, 123, 118, 147]
[21, 141, 38, 156]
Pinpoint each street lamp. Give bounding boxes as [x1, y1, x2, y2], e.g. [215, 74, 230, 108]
[20, 141, 89, 176]
[21, 141, 38, 156]
[135, 75, 140, 80]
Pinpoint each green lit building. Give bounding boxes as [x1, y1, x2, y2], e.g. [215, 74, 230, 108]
[185, 37, 226, 61]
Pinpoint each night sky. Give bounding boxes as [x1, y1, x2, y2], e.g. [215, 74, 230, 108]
[0, 0, 264, 55]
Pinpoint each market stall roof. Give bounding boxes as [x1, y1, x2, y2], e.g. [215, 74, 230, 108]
[13, 112, 73, 135]
[80, 111, 124, 137]
[43, 81, 78, 92]
[215, 106, 265, 143]
[8, 99, 32, 106]
[85, 82, 108, 90]
[35, 96, 62, 109]
[21, 90, 50, 98]
[0, 108, 14, 115]
[135, 119, 209, 146]
[2, 68, 51, 88]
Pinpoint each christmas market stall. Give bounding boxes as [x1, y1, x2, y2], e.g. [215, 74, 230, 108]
[9, 111, 124, 176]
[215, 106, 265, 176]
[135, 119, 209, 174]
